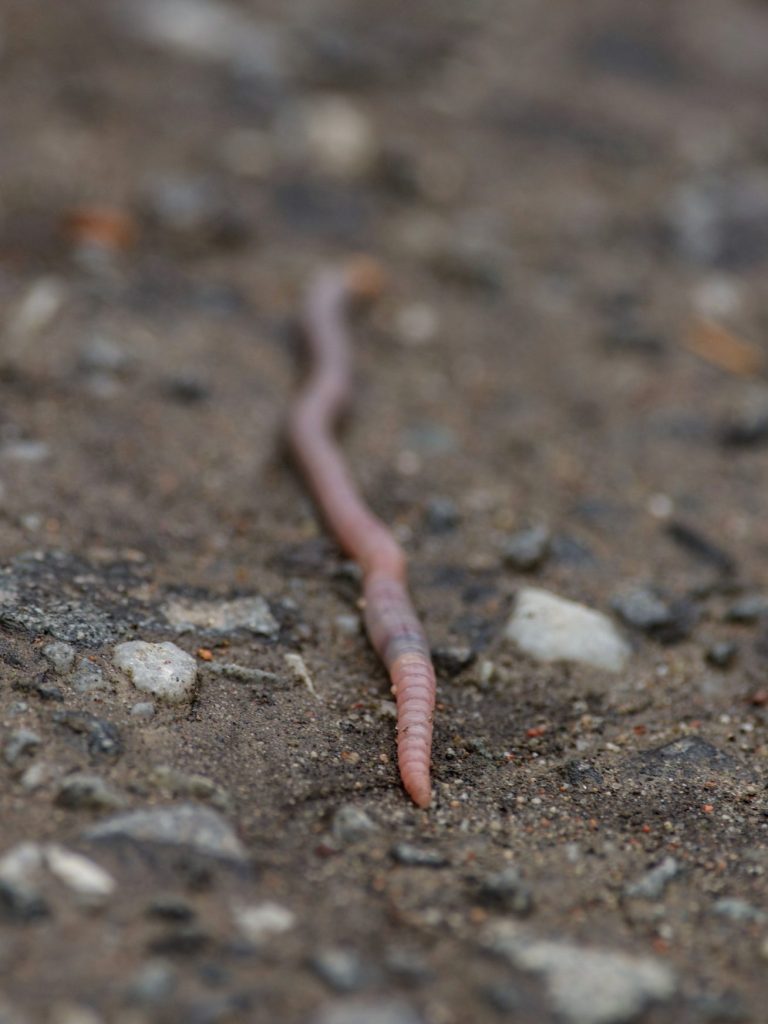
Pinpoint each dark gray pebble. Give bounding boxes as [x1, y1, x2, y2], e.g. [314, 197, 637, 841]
[54, 710, 122, 758]
[481, 980, 523, 1014]
[719, 399, 768, 448]
[146, 896, 196, 922]
[561, 759, 604, 789]
[725, 594, 768, 624]
[0, 879, 49, 922]
[55, 772, 127, 811]
[611, 586, 675, 631]
[125, 961, 177, 1006]
[147, 926, 211, 956]
[431, 645, 475, 677]
[331, 804, 377, 844]
[310, 948, 369, 993]
[705, 641, 738, 668]
[502, 526, 551, 572]
[423, 497, 460, 534]
[611, 586, 695, 642]
[477, 867, 534, 916]
[631, 736, 740, 779]
[4, 729, 41, 766]
[665, 521, 736, 575]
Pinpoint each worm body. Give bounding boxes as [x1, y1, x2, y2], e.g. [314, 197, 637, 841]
[288, 261, 436, 808]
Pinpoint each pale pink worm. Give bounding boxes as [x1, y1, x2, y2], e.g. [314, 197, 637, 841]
[287, 259, 436, 808]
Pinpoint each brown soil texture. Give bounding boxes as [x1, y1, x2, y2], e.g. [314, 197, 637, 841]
[1, 1, 768, 1022]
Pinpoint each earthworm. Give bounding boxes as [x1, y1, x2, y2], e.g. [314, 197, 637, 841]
[287, 259, 436, 808]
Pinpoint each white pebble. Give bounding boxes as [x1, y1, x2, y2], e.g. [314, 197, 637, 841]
[394, 303, 439, 347]
[113, 641, 197, 704]
[506, 588, 630, 673]
[1, 440, 50, 463]
[0, 842, 44, 886]
[19, 762, 52, 791]
[130, 701, 156, 719]
[45, 845, 115, 902]
[8, 278, 64, 340]
[289, 95, 377, 179]
[233, 901, 295, 944]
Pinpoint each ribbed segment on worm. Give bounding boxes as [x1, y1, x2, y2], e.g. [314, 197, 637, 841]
[288, 260, 436, 808]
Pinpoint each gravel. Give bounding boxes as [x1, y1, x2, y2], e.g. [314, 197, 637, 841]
[113, 640, 197, 704]
[44, 845, 116, 903]
[162, 596, 279, 637]
[391, 843, 449, 868]
[502, 526, 551, 571]
[476, 866, 534, 916]
[506, 587, 630, 672]
[3, 728, 41, 766]
[310, 948, 369, 993]
[55, 773, 127, 811]
[711, 899, 767, 924]
[624, 857, 681, 901]
[84, 803, 248, 863]
[486, 922, 677, 1024]
[232, 901, 296, 945]
[70, 658, 110, 694]
[42, 641, 76, 674]
[331, 804, 378, 844]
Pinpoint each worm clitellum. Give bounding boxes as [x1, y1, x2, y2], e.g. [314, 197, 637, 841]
[288, 260, 436, 808]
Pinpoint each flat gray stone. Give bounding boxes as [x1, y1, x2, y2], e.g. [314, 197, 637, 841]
[506, 587, 630, 672]
[84, 803, 247, 863]
[41, 641, 76, 674]
[162, 596, 278, 637]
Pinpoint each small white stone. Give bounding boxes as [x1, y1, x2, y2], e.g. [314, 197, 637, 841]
[233, 901, 295, 944]
[8, 277, 64, 339]
[333, 613, 361, 637]
[1, 440, 50, 463]
[44, 845, 116, 902]
[19, 761, 53, 791]
[0, 842, 44, 886]
[130, 701, 156, 719]
[394, 303, 439, 347]
[113, 641, 197, 704]
[691, 276, 742, 318]
[506, 588, 630, 673]
[290, 95, 377, 179]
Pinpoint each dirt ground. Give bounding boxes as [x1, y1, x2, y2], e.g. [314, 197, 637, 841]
[1, 1, 768, 1021]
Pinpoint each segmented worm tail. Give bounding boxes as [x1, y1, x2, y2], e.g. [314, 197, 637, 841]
[288, 259, 436, 808]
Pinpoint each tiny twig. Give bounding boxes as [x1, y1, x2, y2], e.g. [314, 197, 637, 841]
[207, 662, 282, 685]
[284, 652, 320, 700]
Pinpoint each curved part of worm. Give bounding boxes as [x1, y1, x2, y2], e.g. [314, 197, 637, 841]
[288, 259, 436, 808]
